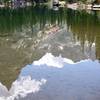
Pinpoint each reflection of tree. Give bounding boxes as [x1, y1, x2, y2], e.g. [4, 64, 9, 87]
[67, 9, 100, 60]
[0, 7, 100, 60]
[0, 6, 65, 35]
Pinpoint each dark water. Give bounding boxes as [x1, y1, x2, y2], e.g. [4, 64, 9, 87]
[0, 6, 100, 87]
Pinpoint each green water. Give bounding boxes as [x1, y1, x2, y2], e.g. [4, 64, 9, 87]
[0, 6, 100, 88]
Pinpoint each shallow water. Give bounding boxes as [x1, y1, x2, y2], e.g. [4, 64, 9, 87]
[0, 6, 100, 88]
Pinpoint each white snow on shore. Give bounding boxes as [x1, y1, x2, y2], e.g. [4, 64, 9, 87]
[0, 53, 100, 100]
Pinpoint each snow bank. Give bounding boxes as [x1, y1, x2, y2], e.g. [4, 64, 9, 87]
[0, 53, 100, 100]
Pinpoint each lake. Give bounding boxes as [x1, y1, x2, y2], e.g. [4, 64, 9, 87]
[0, 5, 100, 88]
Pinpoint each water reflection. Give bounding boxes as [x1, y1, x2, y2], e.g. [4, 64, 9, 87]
[0, 6, 100, 87]
[67, 10, 100, 60]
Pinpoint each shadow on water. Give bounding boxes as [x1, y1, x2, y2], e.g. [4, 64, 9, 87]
[0, 6, 100, 88]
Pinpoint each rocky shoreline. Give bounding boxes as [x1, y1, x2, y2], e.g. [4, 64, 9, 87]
[0, 0, 100, 10]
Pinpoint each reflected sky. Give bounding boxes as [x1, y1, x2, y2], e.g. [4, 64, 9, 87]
[1, 53, 100, 100]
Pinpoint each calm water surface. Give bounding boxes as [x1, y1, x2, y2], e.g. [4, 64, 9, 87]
[0, 6, 100, 87]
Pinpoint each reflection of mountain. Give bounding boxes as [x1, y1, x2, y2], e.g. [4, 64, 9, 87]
[0, 23, 63, 88]
[0, 6, 100, 87]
